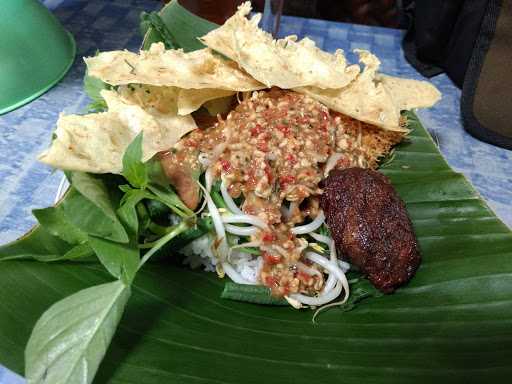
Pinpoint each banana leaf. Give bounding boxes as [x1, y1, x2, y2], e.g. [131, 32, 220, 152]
[1, 113, 511, 383]
[1, 1, 512, 382]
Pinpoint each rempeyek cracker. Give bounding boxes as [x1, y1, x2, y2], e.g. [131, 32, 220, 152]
[85, 42, 264, 91]
[39, 89, 196, 173]
[200, 2, 359, 90]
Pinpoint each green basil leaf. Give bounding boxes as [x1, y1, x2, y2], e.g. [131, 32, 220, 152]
[146, 158, 170, 187]
[33, 206, 88, 245]
[145, 199, 171, 220]
[88, 236, 139, 284]
[27, 243, 96, 263]
[83, 73, 110, 103]
[69, 173, 121, 218]
[83, 67, 110, 112]
[147, 183, 194, 217]
[117, 188, 159, 235]
[61, 188, 128, 243]
[25, 280, 131, 384]
[122, 133, 148, 189]
[57, 243, 96, 262]
[136, 201, 152, 233]
[65, 173, 129, 243]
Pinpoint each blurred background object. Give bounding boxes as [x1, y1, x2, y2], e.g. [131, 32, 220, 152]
[260, 0, 284, 35]
[253, 0, 399, 28]
[169, 0, 284, 34]
[165, 0, 400, 28]
[401, 0, 487, 87]
[402, 0, 512, 149]
[177, 0, 244, 24]
[0, 0, 75, 114]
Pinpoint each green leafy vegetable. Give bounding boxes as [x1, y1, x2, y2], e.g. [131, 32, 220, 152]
[25, 280, 131, 384]
[162, 216, 213, 251]
[145, 199, 171, 220]
[64, 172, 129, 243]
[210, 181, 227, 209]
[221, 282, 289, 306]
[0, 225, 73, 261]
[61, 187, 128, 243]
[236, 247, 261, 255]
[122, 133, 149, 189]
[33, 206, 88, 245]
[140, 12, 178, 49]
[138, 220, 191, 267]
[69, 172, 122, 221]
[146, 159, 170, 187]
[136, 202, 151, 233]
[13, 243, 96, 263]
[117, 188, 152, 235]
[57, 243, 96, 262]
[147, 183, 193, 218]
[83, 67, 111, 112]
[88, 236, 139, 284]
[141, 0, 218, 51]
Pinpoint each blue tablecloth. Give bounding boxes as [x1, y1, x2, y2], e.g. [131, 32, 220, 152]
[1, 0, 511, 382]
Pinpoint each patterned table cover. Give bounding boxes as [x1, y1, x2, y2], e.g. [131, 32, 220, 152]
[1, 0, 511, 382]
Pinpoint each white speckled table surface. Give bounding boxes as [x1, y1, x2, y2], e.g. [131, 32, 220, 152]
[1, 0, 511, 382]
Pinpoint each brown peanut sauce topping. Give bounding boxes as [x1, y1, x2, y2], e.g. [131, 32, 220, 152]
[161, 89, 403, 296]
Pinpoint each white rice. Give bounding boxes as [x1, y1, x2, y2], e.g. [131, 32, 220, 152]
[181, 234, 262, 284]
[181, 234, 217, 272]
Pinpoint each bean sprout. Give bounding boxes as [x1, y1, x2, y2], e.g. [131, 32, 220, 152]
[205, 167, 214, 192]
[221, 214, 268, 229]
[227, 241, 261, 262]
[290, 281, 342, 306]
[197, 182, 228, 258]
[222, 262, 254, 285]
[310, 232, 349, 269]
[225, 224, 258, 237]
[324, 152, 344, 177]
[230, 241, 260, 250]
[306, 252, 349, 302]
[338, 260, 351, 273]
[322, 272, 337, 295]
[220, 180, 244, 215]
[291, 211, 325, 235]
[284, 295, 303, 309]
[296, 262, 322, 278]
[288, 251, 349, 307]
[309, 232, 331, 247]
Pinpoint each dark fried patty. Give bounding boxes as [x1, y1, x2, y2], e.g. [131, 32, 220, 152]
[320, 168, 421, 293]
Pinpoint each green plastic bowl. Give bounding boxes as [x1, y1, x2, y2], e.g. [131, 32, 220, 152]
[0, 0, 76, 115]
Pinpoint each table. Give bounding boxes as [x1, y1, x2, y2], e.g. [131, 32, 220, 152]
[1, 0, 511, 382]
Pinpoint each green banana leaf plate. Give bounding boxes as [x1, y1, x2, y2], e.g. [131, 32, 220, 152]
[1, 1, 512, 383]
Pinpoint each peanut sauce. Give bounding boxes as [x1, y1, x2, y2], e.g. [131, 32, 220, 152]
[164, 89, 403, 296]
